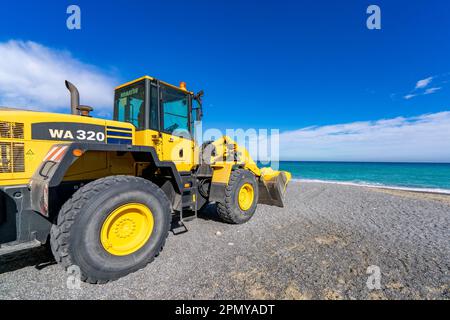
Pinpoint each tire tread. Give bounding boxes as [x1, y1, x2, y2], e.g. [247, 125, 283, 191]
[216, 169, 257, 224]
[50, 175, 171, 284]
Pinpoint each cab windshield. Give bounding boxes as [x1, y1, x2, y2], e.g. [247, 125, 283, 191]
[114, 81, 145, 130]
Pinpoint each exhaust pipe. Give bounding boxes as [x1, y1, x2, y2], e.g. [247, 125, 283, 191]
[65, 80, 80, 115]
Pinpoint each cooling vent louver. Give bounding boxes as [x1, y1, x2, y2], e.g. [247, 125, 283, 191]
[12, 143, 25, 172]
[0, 121, 24, 139]
[12, 122, 24, 139]
[0, 122, 10, 138]
[0, 121, 25, 173]
[0, 142, 12, 173]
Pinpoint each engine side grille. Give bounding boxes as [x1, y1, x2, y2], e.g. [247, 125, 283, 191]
[0, 121, 24, 139]
[12, 122, 24, 139]
[0, 142, 25, 173]
[0, 142, 11, 173]
[12, 143, 25, 172]
[0, 121, 25, 173]
[0, 122, 10, 138]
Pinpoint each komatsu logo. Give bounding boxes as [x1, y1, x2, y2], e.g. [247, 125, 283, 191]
[32, 122, 107, 143]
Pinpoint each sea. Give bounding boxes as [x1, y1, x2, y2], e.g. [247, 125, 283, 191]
[264, 161, 450, 194]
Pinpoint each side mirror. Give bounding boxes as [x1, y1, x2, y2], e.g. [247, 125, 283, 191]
[194, 90, 204, 120]
[194, 90, 204, 103]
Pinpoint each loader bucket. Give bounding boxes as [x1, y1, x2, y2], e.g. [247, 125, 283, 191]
[258, 168, 291, 207]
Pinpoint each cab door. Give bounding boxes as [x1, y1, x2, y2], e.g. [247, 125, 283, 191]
[159, 84, 195, 172]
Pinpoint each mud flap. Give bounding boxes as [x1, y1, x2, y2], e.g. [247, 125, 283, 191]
[258, 171, 290, 207]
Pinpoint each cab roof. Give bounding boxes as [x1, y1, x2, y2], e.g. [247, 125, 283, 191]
[115, 75, 193, 94]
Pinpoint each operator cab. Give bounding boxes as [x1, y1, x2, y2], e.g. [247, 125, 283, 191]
[113, 76, 203, 137]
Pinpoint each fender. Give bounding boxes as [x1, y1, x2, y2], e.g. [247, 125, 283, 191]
[208, 163, 234, 202]
[29, 142, 183, 216]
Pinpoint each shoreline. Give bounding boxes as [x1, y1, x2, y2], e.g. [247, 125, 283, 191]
[292, 178, 450, 195]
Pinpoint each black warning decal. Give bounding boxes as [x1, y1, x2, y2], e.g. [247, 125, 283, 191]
[32, 122, 106, 143]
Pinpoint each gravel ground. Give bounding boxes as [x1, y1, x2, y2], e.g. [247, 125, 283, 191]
[0, 181, 449, 300]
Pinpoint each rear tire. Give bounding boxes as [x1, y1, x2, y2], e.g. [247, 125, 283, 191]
[217, 169, 259, 224]
[50, 175, 171, 284]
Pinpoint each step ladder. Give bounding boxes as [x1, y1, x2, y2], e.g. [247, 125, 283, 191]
[172, 175, 198, 235]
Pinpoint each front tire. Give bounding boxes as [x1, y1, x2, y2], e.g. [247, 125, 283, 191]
[217, 169, 259, 224]
[50, 175, 171, 284]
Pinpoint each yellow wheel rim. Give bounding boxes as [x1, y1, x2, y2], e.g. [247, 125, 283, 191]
[238, 183, 254, 211]
[100, 203, 154, 256]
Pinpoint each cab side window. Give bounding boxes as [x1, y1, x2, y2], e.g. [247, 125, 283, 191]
[161, 85, 189, 134]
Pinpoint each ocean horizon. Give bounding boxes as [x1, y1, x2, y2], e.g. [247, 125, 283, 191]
[260, 161, 450, 194]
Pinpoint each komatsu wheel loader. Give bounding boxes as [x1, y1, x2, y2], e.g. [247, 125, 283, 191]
[0, 76, 290, 283]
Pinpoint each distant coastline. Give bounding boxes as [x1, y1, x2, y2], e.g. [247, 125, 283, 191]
[279, 160, 450, 164]
[273, 161, 450, 193]
[293, 178, 450, 195]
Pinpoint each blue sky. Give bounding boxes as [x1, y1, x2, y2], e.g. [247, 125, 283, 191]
[0, 0, 450, 161]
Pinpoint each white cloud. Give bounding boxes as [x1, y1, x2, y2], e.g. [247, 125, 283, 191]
[403, 76, 444, 99]
[404, 94, 416, 100]
[424, 87, 441, 95]
[415, 76, 433, 89]
[279, 112, 450, 162]
[0, 40, 116, 112]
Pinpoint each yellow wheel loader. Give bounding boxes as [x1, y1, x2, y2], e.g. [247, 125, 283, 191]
[0, 75, 290, 283]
